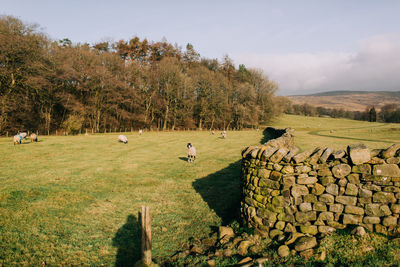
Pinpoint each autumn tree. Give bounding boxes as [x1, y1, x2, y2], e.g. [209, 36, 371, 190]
[0, 16, 284, 134]
[0, 16, 50, 133]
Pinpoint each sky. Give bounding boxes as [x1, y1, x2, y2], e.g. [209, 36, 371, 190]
[2, 1, 400, 95]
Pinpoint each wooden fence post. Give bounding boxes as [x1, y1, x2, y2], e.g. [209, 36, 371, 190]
[141, 206, 152, 266]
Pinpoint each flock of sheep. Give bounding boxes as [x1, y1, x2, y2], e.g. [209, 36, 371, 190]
[13, 129, 229, 163]
[13, 132, 38, 145]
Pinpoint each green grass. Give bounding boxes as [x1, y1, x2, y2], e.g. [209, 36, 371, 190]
[0, 114, 400, 266]
[0, 129, 262, 265]
[271, 114, 400, 150]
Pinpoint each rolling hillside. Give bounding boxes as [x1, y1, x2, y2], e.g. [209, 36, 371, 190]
[288, 91, 400, 111]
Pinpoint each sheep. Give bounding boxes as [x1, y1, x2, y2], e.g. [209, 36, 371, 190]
[19, 132, 27, 139]
[221, 131, 227, 139]
[13, 132, 27, 145]
[118, 135, 128, 144]
[30, 133, 38, 142]
[139, 129, 143, 135]
[211, 130, 215, 135]
[13, 135, 22, 145]
[187, 143, 196, 163]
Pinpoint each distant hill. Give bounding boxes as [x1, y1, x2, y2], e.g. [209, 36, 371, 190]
[288, 91, 400, 111]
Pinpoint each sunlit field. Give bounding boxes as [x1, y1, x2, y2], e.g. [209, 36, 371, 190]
[1, 114, 400, 265]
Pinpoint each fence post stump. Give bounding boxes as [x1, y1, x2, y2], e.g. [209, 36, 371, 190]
[141, 206, 152, 266]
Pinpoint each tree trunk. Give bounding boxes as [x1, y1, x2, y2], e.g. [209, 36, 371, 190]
[96, 109, 101, 133]
[144, 93, 154, 125]
[163, 104, 169, 130]
[210, 117, 215, 130]
[0, 95, 9, 133]
[0, 73, 15, 133]
[44, 107, 52, 136]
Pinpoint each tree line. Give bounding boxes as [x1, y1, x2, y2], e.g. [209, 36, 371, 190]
[285, 102, 400, 123]
[0, 16, 284, 135]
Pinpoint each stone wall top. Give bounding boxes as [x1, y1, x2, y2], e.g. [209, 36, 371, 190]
[242, 127, 295, 160]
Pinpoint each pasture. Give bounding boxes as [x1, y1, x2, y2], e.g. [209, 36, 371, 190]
[1, 114, 400, 265]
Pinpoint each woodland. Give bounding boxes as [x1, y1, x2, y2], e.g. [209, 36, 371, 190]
[287, 103, 400, 123]
[0, 16, 285, 135]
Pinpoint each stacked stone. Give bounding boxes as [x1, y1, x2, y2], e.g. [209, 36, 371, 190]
[241, 128, 400, 242]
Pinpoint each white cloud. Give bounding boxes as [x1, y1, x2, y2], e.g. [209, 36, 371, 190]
[234, 34, 400, 95]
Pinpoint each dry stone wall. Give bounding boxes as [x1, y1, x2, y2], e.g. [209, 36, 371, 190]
[241, 127, 400, 240]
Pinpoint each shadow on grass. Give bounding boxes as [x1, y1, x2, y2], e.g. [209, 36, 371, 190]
[113, 214, 141, 267]
[17, 140, 42, 145]
[192, 160, 242, 225]
[178, 156, 188, 162]
[192, 127, 275, 225]
[19, 141, 31, 145]
[260, 127, 284, 144]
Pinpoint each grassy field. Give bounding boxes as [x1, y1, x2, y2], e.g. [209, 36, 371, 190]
[1, 114, 400, 266]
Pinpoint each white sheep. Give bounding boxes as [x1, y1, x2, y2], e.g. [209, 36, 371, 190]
[13, 132, 27, 145]
[187, 143, 196, 163]
[221, 131, 227, 139]
[139, 129, 143, 135]
[118, 135, 128, 144]
[13, 135, 22, 145]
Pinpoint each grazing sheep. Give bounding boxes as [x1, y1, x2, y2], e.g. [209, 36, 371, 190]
[30, 133, 38, 142]
[187, 143, 196, 163]
[139, 129, 143, 135]
[211, 130, 215, 135]
[13, 135, 22, 145]
[118, 135, 128, 144]
[13, 132, 27, 145]
[221, 131, 227, 139]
